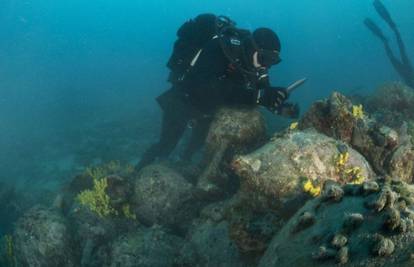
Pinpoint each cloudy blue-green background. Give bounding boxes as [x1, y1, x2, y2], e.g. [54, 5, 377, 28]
[0, 0, 413, 190]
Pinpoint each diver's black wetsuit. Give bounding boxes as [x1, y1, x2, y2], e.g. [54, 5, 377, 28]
[136, 31, 281, 171]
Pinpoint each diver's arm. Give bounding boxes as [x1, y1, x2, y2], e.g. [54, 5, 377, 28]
[252, 67, 290, 112]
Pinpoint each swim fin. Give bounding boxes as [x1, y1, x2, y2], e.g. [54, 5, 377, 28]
[364, 18, 387, 42]
[373, 0, 396, 29]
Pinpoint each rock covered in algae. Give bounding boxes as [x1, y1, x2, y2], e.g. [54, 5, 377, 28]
[259, 179, 414, 267]
[178, 220, 243, 267]
[222, 192, 283, 259]
[387, 142, 414, 183]
[106, 227, 184, 267]
[232, 129, 374, 206]
[300, 92, 359, 143]
[14, 206, 78, 267]
[69, 206, 130, 267]
[205, 107, 266, 152]
[300, 92, 404, 174]
[132, 164, 198, 230]
[197, 107, 267, 195]
[365, 82, 414, 127]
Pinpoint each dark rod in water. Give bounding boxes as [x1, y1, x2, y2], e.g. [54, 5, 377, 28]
[364, 0, 414, 89]
[287, 78, 307, 94]
[364, 18, 386, 42]
[373, 0, 396, 29]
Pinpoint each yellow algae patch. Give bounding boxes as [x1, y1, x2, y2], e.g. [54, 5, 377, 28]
[352, 104, 364, 120]
[335, 151, 349, 173]
[122, 204, 137, 220]
[289, 122, 299, 130]
[4, 234, 16, 267]
[302, 178, 322, 197]
[345, 167, 365, 185]
[77, 177, 117, 218]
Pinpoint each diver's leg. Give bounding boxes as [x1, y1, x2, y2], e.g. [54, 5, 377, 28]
[136, 109, 188, 171]
[181, 117, 212, 161]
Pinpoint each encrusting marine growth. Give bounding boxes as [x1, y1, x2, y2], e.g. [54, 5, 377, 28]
[76, 162, 137, 219]
[334, 148, 366, 185]
[352, 104, 364, 120]
[77, 176, 116, 218]
[302, 177, 322, 197]
[2, 234, 16, 267]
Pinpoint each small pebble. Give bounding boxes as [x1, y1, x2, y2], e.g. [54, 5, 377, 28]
[373, 237, 395, 257]
[323, 184, 344, 202]
[331, 234, 348, 249]
[343, 184, 361, 196]
[292, 212, 315, 233]
[362, 181, 380, 195]
[312, 246, 336, 261]
[336, 246, 349, 264]
[343, 213, 364, 231]
[384, 207, 401, 231]
[405, 218, 414, 232]
[367, 188, 396, 212]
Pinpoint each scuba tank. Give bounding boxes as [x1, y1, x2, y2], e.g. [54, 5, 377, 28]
[166, 14, 236, 84]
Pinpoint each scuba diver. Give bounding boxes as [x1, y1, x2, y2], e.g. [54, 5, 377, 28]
[136, 14, 299, 172]
[364, 0, 414, 88]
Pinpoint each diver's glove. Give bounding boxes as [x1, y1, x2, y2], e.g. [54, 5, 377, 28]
[258, 87, 289, 112]
[279, 102, 300, 119]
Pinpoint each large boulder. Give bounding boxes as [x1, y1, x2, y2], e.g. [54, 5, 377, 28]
[0, 183, 26, 235]
[205, 107, 267, 154]
[300, 91, 412, 179]
[301, 92, 359, 143]
[60, 161, 135, 215]
[69, 207, 131, 267]
[179, 220, 243, 267]
[191, 194, 281, 264]
[197, 107, 267, 195]
[65, 164, 139, 267]
[106, 227, 184, 267]
[14, 206, 78, 267]
[365, 82, 414, 128]
[387, 141, 414, 183]
[259, 179, 414, 267]
[232, 129, 374, 208]
[132, 164, 198, 231]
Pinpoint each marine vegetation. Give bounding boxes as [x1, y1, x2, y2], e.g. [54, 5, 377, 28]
[302, 177, 322, 197]
[1, 234, 16, 267]
[85, 160, 134, 180]
[352, 104, 364, 120]
[289, 121, 299, 131]
[75, 161, 138, 220]
[334, 148, 366, 185]
[77, 176, 117, 218]
[8, 85, 413, 266]
[345, 167, 365, 185]
[335, 151, 349, 174]
[122, 204, 137, 220]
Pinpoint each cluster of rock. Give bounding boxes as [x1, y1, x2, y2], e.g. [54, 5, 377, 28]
[301, 91, 413, 181]
[259, 179, 414, 267]
[4, 85, 414, 266]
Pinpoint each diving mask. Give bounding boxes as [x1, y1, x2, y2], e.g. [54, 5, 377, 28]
[257, 49, 281, 67]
